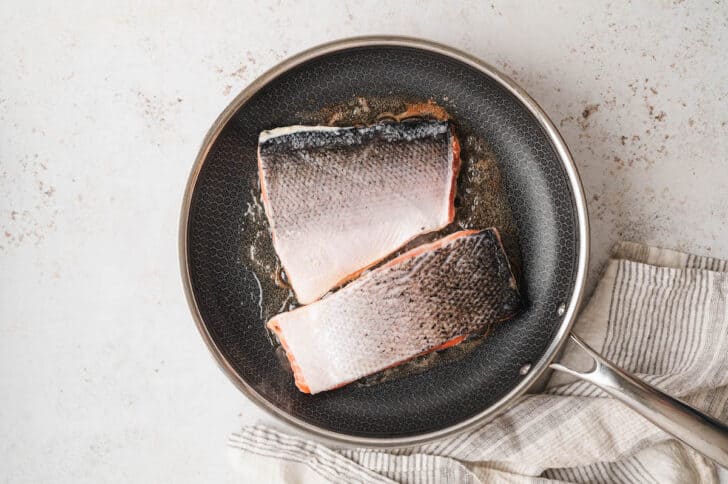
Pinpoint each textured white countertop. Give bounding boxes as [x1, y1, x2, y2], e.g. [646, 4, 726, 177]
[1, 1, 726, 482]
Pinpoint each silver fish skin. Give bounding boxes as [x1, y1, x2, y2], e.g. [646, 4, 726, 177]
[257, 120, 460, 304]
[268, 228, 523, 394]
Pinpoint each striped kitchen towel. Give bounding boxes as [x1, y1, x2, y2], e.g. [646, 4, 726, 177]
[228, 242, 728, 483]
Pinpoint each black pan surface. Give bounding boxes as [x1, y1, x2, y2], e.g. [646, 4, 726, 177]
[184, 43, 579, 438]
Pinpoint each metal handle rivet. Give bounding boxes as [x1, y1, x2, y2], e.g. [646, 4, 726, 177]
[557, 303, 566, 316]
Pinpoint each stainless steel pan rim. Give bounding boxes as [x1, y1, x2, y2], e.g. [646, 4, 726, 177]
[179, 35, 590, 448]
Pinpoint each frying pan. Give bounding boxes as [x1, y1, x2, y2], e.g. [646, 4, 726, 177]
[180, 37, 728, 464]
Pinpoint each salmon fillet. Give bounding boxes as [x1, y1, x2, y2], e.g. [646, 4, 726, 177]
[267, 228, 523, 394]
[257, 120, 460, 304]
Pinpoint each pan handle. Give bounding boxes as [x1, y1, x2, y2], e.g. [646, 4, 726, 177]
[549, 333, 728, 468]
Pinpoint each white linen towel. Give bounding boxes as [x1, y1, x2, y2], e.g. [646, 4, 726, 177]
[228, 242, 728, 483]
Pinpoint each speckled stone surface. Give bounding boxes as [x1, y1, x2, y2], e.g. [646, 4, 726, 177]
[1, 1, 726, 482]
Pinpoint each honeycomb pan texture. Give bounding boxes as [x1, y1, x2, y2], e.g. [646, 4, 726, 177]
[186, 45, 579, 438]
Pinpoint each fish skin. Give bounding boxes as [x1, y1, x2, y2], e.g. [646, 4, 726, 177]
[268, 228, 523, 394]
[258, 120, 460, 305]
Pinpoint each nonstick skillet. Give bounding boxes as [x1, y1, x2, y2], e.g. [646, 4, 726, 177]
[180, 37, 728, 464]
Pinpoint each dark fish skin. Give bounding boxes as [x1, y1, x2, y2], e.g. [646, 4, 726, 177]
[259, 119, 450, 154]
[373, 228, 523, 343]
[268, 228, 524, 394]
[258, 120, 459, 305]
